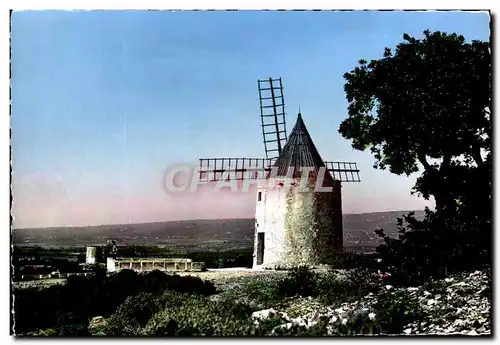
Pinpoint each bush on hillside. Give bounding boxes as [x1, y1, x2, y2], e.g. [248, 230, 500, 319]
[373, 290, 426, 334]
[315, 268, 378, 305]
[140, 294, 257, 336]
[105, 293, 165, 336]
[54, 312, 91, 336]
[13, 269, 216, 335]
[277, 266, 318, 298]
[325, 252, 378, 270]
[275, 266, 381, 306]
[375, 209, 491, 287]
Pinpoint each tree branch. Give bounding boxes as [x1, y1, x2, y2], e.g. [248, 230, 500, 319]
[442, 154, 451, 170]
[418, 152, 432, 172]
[472, 145, 484, 167]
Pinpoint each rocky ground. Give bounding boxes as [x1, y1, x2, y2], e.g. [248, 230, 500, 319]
[250, 269, 491, 336]
[81, 267, 494, 336]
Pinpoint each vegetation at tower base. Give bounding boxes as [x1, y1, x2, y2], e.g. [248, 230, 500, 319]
[339, 30, 492, 287]
[281, 182, 339, 268]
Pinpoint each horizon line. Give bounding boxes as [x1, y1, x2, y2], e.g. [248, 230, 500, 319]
[11, 209, 428, 231]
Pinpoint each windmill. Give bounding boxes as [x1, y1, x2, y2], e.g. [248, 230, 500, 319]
[198, 78, 360, 269]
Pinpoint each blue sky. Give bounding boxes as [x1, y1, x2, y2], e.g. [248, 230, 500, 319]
[11, 10, 490, 228]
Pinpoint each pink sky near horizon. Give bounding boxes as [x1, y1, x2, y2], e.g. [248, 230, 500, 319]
[11, 168, 434, 229]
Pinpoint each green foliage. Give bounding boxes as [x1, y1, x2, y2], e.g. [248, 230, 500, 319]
[336, 314, 379, 336]
[376, 209, 491, 286]
[278, 266, 318, 298]
[314, 270, 346, 304]
[258, 315, 290, 333]
[318, 268, 380, 305]
[16, 265, 436, 337]
[272, 321, 330, 336]
[274, 285, 427, 336]
[341, 29, 491, 217]
[12, 246, 254, 278]
[276, 266, 380, 307]
[114, 246, 254, 269]
[341, 30, 492, 287]
[140, 294, 257, 336]
[220, 275, 283, 309]
[13, 269, 215, 335]
[341, 30, 490, 179]
[343, 267, 381, 289]
[14, 285, 64, 333]
[12, 246, 85, 277]
[325, 252, 378, 270]
[54, 312, 90, 336]
[23, 328, 58, 337]
[374, 290, 427, 334]
[104, 267, 389, 336]
[105, 293, 165, 336]
[421, 276, 450, 296]
[254, 264, 382, 309]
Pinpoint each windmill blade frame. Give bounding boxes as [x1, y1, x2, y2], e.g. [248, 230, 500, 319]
[258, 77, 288, 160]
[197, 158, 360, 183]
[198, 157, 273, 183]
[324, 161, 361, 182]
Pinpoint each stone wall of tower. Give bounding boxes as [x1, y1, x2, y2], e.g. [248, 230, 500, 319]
[253, 178, 343, 269]
[311, 180, 343, 258]
[332, 180, 343, 252]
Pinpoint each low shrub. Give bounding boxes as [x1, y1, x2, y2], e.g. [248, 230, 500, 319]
[158, 273, 216, 295]
[54, 312, 90, 336]
[141, 295, 256, 336]
[316, 270, 354, 305]
[105, 293, 165, 336]
[219, 275, 283, 309]
[373, 290, 427, 334]
[325, 252, 378, 270]
[276, 266, 380, 306]
[375, 209, 492, 287]
[277, 266, 318, 298]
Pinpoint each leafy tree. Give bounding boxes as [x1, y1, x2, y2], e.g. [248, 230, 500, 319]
[339, 30, 492, 284]
[340, 30, 491, 211]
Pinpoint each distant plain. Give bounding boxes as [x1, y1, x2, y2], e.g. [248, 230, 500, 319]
[12, 210, 425, 253]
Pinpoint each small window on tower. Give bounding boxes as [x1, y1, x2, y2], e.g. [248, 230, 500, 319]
[258, 192, 262, 201]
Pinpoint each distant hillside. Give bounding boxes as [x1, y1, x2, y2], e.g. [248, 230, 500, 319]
[12, 210, 425, 253]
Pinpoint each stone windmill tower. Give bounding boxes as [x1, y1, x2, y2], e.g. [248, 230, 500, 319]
[198, 78, 361, 269]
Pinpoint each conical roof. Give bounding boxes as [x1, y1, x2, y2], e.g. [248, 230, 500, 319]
[272, 113, 329, 178]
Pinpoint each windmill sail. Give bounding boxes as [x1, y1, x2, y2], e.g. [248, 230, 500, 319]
[258, 78, 288, 161]
[198, 157, 273, 182]
[323, 161, 361, 182]
[197, 78, 360, 184]
[198, 114, 360, 183]
[198, 157, 360, 183]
